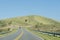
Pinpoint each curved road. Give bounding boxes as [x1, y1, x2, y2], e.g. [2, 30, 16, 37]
[0, 28, 43, 40]
[20, 28, 42, 40]
[0, 28, 22, 40]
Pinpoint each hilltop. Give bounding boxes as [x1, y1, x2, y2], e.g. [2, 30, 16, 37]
[3, 15, 59, 24]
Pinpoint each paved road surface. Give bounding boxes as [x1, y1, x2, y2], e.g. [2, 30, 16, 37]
[0, 28, 43, 40]
[0, 28, 21, 40]
[20, 28, 42, 40]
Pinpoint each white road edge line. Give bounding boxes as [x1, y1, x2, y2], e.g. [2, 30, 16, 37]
[26, 29, 44, 40]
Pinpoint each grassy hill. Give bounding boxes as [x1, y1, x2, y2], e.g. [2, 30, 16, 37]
[0, 15, 60, 33]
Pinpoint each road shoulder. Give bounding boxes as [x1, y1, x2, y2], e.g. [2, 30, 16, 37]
[25, 28, 44, 40]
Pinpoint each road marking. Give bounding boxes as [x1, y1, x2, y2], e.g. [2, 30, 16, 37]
[26, 29, 44, 40]
[15, 29, 23, 40]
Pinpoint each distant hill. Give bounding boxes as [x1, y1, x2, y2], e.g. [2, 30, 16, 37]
[0, 15, 60, 32]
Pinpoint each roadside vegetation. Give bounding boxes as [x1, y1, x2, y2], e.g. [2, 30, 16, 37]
[26, 27, 60, 40]
[0, 19, 17, 35]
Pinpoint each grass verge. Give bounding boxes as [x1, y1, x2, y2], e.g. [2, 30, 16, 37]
[26, 27, 60, 40]
[0, 28, 18, 38]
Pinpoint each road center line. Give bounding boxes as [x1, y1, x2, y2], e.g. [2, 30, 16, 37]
[14, 29, 23, 40]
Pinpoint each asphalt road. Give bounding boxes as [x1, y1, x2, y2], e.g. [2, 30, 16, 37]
[20, 28, 42, 40]
[0, 28, 43, 40]
[0, 28, 21, 40]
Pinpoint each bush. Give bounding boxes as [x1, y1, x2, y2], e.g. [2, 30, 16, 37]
[0, 20, 7, 27]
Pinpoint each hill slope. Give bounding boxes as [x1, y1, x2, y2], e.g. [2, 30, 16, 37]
[0, 15, 60, 32]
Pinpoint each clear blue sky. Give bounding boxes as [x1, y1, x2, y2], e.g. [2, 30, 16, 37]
[0, 0, 60, 20]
